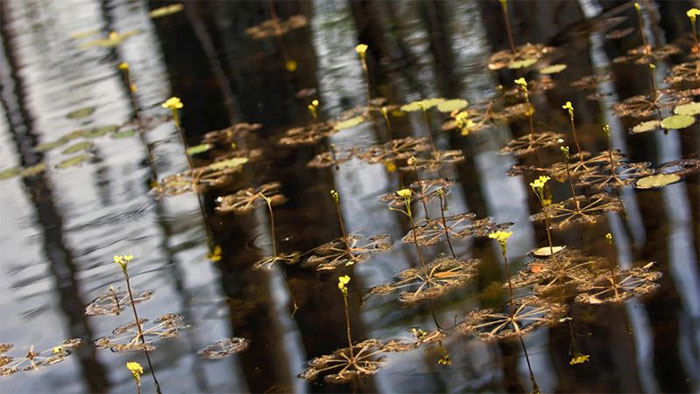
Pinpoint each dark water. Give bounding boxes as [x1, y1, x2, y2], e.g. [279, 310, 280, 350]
[0, 0, 698, 393]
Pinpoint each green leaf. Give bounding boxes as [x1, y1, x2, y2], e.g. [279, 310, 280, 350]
[635, 173, 681, 189]
[400, 98, 445, 112]
[436, 99, 468, 113]
[62, 141, 93, 154]
[20, 162, 47, 177]
[66, 107, 95, 119]
[334, 116, 366, 130]
[84, 125, 118, 138]
[56, 154, 91, 169]
[149, 3, 184, 18]
[673, 102, 700, 116]
[631, 120, 661, 134]
[0, 167, 21, 180]
[538, 64, 567, 74]
[508, 58, 537, 69]
[661, 114, 695, 130]
[186, 143, 213, 156]
[207, 157, 249, 171]
[36, 140, 68, 152]
[110, 129, 138, 139]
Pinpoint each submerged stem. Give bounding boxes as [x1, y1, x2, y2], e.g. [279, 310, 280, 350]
[342, 293, 354, 359]
[437, 191, 456, 258]
[500, 0, 517, 54]
[518, 335, 541, 394]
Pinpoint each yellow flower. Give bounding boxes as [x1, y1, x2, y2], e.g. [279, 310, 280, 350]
[113, 254, 134, 271]
[562, 101, 574, 118]
[529, 175, 550, 191]
[118, 62, 130, 71]
[338, 275, 351, 294]
[634, 3, 640, 12]
[126, 361, 144, 383]
[560, 145, 570, 159]
[569, 354, 590, 365]
[437, 353, 452, 365]
[207, 245, 222, 262]
[488, 230, 513, 244]
[355, 43, 368, 56]
[688, 8, 700, 23]
[161, 97, 183, 110]
[603, 124, 611, 136]
[330, 189, 339, 203]
[52, 346, 63, 355]
[396, 188, 411, 198]
[407, 156, 416, 166]
[383, 160, 397, 172]
[514, 77, 527, 89]
[285, 60, 297, 72]
[605, 232, 613, 245]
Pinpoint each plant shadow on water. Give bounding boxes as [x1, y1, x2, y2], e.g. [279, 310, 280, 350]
[0, 0, 698, 393]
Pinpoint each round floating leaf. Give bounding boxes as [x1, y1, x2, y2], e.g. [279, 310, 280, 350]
[66, 107, 95, 119]
[532, 246, 566, 257]
[400, 98, 445, 112]
[56, 154, 91, 169]
[186, 143, 213, 156]
[437, 99, 468, 113]
[508, 58, 537, 69]
[70, 29, 100, 40]
[207, 157, 248, 171]
[334, 116, 365, 130]
[635, 173, 681, 189]
[673, 102, 700, 116]
[79, 30, 140, 49]
[149, 3, 184, 18]
[631, 120, 661, 134]
[539, 64, 567, 74]
[20, 163, 47, 177]
[110, 129, 138, 139]
[36, 140, 68, 152]
[84, 125, 118, 138]
[62, 141, 93, 154]
[0, 167, 21, 181]
[661, 115, 695, 130]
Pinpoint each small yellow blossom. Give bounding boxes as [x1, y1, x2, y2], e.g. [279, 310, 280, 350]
[605, 232, 613, 245]
[649, 63, 656, 71]
[688, 8, 700, 23]
[603, 124, 611, 136]
[489, 230, 513, 244]
[118, 62, 130, 71]
[634, 3, 640, 12]
[560, 145, 570, 159]
[337, 275, 351, 295]
[396, 188, 411, 198]
[529, 175, 550, 191]
[355, 43, 368, 56]
[161, 97, 183, 110]
[569, 354, 590, 365]
[207, 245, 222, 262]
[514, 77, 527, 89]
[126, 361, 144, 383]
[383, 160, 397, 172]
[437, 353, 452, 365]
[113, 254, 134, 272]
[330, 189, 339, 203]
[285, 60, 297, 72]
[52, 346, 63, 355]
[562, 101, 574, 118]
[407, 156, 416, 166]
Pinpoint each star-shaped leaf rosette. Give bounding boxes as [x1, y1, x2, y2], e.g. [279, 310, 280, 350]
[302, 234, 391, 271]
[85, 287, 154, 316]
[94, 313, 187, 352]
[215, 182, 287, 214]
[0, 339, 82, 376]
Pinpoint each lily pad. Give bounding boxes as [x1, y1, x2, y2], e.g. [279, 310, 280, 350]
[66, 107, 95, 119]
[186, 143, 213, 156]
[56, 154, 91, 169]
[539, 64, 567, 74]
[508, 58, 537, 69]
[335, 116, 365, 130]
[20, 163, 47, 177]
[436, 99, 468, 113]
[661, 115, 695, 130]
[149, 3, 184, 18]
[673, 102, 700, 116]
[110, 129, 138, 139]
[631, 120, 661, 134]
[400, 98, 445, 112]
[531, 246, 566, 257]
[0, 167, 21, 180]
[207, 157, 249, 171]
[635, 173, 681, 189]
[84, 125, 118, 138]
[62, 141, 93, 154]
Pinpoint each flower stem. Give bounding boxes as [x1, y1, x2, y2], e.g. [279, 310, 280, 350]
[412, 163, 430, 220]
[518, 335, 541, 394]
[342, 292, 354, 359]
[437, 191, 456, 258]
[501, 249, 516, 318]
[500, 0, 517, 54]
[421, 108, 439, 161]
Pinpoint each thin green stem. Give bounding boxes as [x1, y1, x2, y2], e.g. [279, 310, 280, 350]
[500, 0, 517, 54]
[437, 192, 456, 258]
[342, 293, 354, 358]
[518, 335, 540, 394]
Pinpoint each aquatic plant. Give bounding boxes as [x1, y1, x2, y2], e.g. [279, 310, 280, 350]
[198, 338, 249, 359]
[529, 175, 555, 256]
[152, 157, 249, 197]
[251, 191, 300, 272]
[401, 213, 512, 247]
[397, 149, 465, 173]
[379, 178, 454, 209]
[390, 188, 429, 276]
[0, 339, 82, 376]
[561, 101, 586, 162]
[126, 362, 144, 394]
[215, 182, 286, 214]
[531, 192, 623, 231]
[201, 123, 262, 146]
[307, 145, 359, 169]
[612, 4, 680, 65]
[575, 262, 662, 304]
[245, 14, 307, 40]
[355, 44, 372, 112]
[382, 328, 445, 352]
[358, 136, 431, 164]
[510, 249, 604, 297]
[85, 287, 154, 316]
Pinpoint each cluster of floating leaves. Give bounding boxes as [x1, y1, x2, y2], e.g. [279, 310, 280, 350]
[531, 193, 623, 231]
[458, 296, 566, 342]
[577, 160, 654, 190]
[511, 249, 605, 297]
[612, 44, 681, 65]
[215, 182, 286, 214]
[500, 132, 565, 156]
[0, 339, 82, 376]
[575, 263, 662, 304]
[278, 122, 337, 147]
[382, 328, 445, 352]
[299, 339, 385, 384]
[201, 123, 262, 146]
[570, 73, 615, 101]
[252, 252, 301, 271]
[245, 15, 308, 40]
[369, 257, 478, 304]
[664, 61, 700, 84]
[198, 338, 249, 359]
[303, 234, 391, 271]
[612, 89, 691, 118]
[358, 136, 431, 164]
[307, 147, 360, 169]
[152, 158, 248, 197]
[402, 214, 512, 247]
[488, 43, 554, 70]
[399, 150, 465, 172]
[94, 313, 186, 352]
[85, 288, 154, 316]
[379, 178, 453, 209]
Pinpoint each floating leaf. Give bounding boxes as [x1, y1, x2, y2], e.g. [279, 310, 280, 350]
[508, 58, 537, 69]
[79, 30, 140, 49]
[436, 99, 468, 113]
[84, 125, 118, 138]
[673, 102, 700, 116]
[400, 98, 445, 112]
[334, 116, 365, 130]
[299, 339, 385, 384]
[198, 338, 249, 359]
[186, 143, 213, 156]
[207, 157, 248, 171]
[69, 29, 99, 40]
[531, 246, 566, 257]
[0, 167, 21, 181]
[631, 120, 661, 134]
[661, 114, 695, 130]
[539, 64, 567, 74]
[94, 313, 185, 352]
[110, 129, 138, 139]
[635, 173, 681, 189]
[66, 107, 95, 119]
[0, 339, 82, 376]
[20, 163, 47, 177]
[62, 141, 93, 154]
[149, 3, 184, 18]
[245, 15, 307, 40]
[56, 154, 90, 169]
